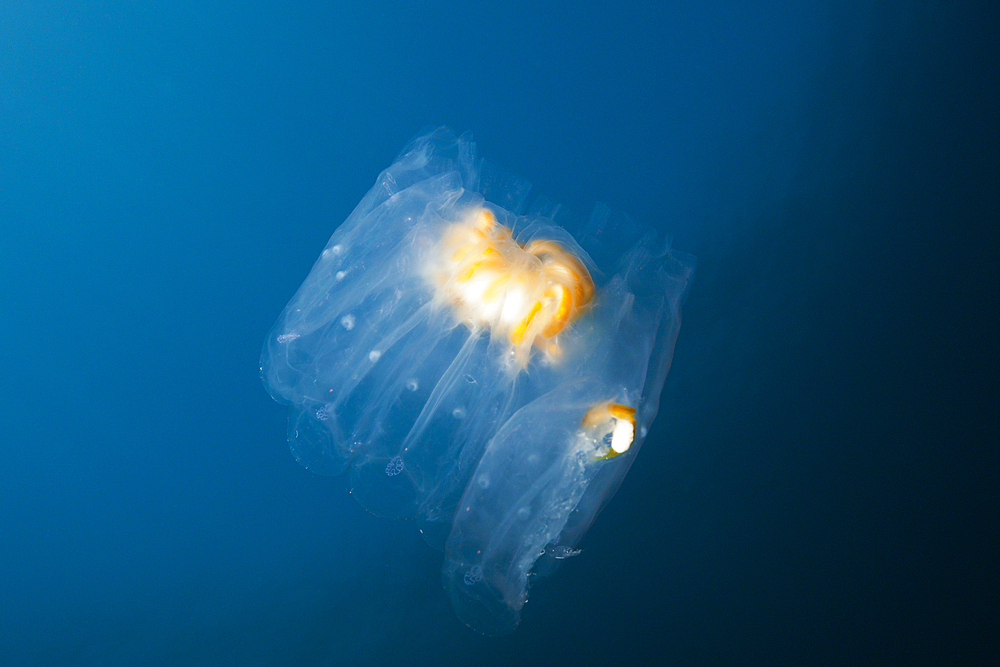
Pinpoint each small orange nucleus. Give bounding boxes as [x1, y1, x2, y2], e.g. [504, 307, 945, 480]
[581, 401, 637, 459]
[427, 208, 595, 370]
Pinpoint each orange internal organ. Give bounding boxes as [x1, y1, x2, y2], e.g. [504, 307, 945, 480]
[581, 402, 637, 458]
[431, 208, 595, 368]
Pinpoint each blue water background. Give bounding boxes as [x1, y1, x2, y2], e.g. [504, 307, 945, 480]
[2, 1, 994, 664]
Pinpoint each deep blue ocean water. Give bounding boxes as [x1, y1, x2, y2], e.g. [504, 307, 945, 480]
[2, 1, 994, 664]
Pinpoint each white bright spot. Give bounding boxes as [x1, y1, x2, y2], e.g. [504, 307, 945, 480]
[611, 419, 634, 454]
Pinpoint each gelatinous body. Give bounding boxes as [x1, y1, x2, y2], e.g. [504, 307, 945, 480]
[261, 128, 693, 634]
